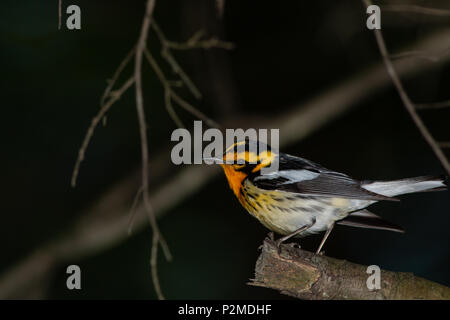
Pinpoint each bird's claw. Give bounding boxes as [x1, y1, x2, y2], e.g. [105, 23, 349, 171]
[275, 239, 283, 255]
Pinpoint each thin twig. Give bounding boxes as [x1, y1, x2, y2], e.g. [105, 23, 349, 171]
[363, 0, 450, 175]
[416, 99, 450, 110]
[128, 186, 175, 260]
[166, 36, 234, 50]
[150, 232, 162, 300]
[134, 0, 167, 300]
[101, 47, 136, 110]
[150, 20, 233, 122]
[164, 87, 185, 128]
[383, 4, 450, 17]
[170, 90, 220, 128]
[71, 76, 135, 187]
[391, 47, 450, 63]
[100, 47, 136, 126]
[127, 185, 144, 236]
[216, 0, 225, 19]
[438, 142, 450, 149]
[58, 0, 62, 30]
[144, 47, 220, 128]
[143, 48, 185, 128]
[152, 20, 202, 99]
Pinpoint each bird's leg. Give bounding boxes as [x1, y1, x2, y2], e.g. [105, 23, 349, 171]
[275, 218, 316, 254]
[316, 222, 334, 255]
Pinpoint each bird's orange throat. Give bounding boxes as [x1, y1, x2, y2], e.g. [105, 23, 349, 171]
[220, 164, 247, 199]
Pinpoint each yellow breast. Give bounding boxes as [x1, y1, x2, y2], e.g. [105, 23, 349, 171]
[237, 179, 349, 236]
[238, 180, 313, 234]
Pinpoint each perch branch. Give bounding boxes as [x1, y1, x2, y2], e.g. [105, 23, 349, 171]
[250, 238, 450, 300]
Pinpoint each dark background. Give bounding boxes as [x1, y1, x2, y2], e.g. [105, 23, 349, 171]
[0, 0, 449, 299]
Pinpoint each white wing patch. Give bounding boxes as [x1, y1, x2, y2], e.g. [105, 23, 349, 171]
[255, 169, 319, 184]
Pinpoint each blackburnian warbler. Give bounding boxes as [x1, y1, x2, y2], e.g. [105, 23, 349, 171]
[208, 140, 447, 254]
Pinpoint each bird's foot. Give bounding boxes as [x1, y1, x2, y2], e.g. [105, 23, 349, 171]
[275, 240, 300, 254]
[275, 239, 283, 255]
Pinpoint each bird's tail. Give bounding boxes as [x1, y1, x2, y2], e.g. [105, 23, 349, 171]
[361, 175, 447, 197]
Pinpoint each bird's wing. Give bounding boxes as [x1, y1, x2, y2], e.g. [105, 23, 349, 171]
[337, 209, 404, 233]
[251, 154, 398, 201]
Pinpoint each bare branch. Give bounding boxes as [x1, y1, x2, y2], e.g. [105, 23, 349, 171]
[71, 76, 135, 187]
[251, 238, 450, 299]
[58, 0, 62, 30]
[134, 0, 168, 300]
[164, 87, 185, 128]
[383, 4, 450, 17]
[416, 99, 450, 110]
[143, 47, 219, 128]
[170, 90, 220, 128]
[101, 47, 136, 109]
[165, 36, 234, 50]
[152, 21, 202, 99]
[148, 19, 232, 127]
[438, 142, 450, 149]
[391, 47, 450, 63]
[363, 0, 450, 176]
[127, 185, 144, 235]
[151, 20, 235, 100]
[216, 0, 225, 19]
[143, 48, 184, 128]
[73, 5, 228, 299]
[71, 48, 137, 180]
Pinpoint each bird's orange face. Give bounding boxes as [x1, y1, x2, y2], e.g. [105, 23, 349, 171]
[220, 141, 276, 198]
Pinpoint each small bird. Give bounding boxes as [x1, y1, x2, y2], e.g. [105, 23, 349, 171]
[208, 140, 447, 254]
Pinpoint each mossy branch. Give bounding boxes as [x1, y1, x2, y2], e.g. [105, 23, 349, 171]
[250, 237, 450, 300]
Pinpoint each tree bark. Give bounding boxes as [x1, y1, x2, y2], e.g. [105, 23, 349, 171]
[250, 237, 450, 300]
